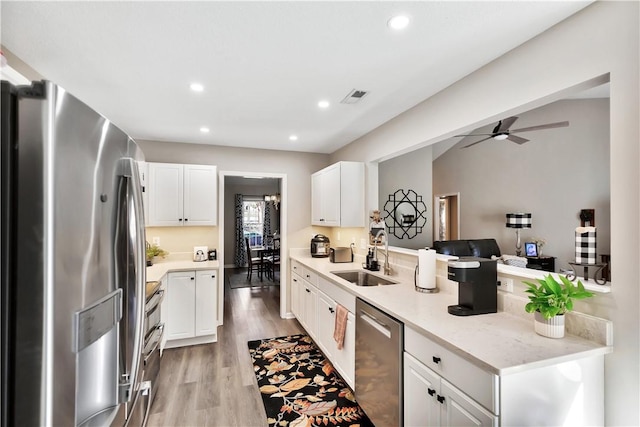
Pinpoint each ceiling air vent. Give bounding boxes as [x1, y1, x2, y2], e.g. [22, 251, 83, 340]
[340, 89, 369, 104]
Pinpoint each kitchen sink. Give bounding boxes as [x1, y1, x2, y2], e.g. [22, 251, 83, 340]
[330, 270, 399, 286]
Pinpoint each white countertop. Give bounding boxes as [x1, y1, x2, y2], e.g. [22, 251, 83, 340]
[290, 251, 611, 376]
[147, 257, 220, 282]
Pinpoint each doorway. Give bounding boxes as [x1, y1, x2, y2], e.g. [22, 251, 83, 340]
[218, 171, 289, 324]
[434, 193, 460, 241]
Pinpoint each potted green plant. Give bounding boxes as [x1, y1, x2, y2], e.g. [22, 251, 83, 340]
[523, 274, 594, 338]
[146, 243, 168, 266]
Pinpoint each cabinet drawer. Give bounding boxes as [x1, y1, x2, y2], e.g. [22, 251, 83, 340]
[302, 267, 318, 286]
[317, 276, 355, 313]
[291, 259, 302, 276]
[405, 326, 499, 414]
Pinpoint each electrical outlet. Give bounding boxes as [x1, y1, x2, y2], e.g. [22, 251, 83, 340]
[499, 278, 514, 293]
[152, 237, 160, 245]
[360, 238, 367, 249]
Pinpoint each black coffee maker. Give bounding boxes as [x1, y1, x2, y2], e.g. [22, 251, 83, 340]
[447, 257, 497, 316]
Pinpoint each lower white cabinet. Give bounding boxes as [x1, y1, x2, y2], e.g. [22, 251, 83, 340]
[317, 290, 355, 389]
[404, 352, 497, 427]
[290, 260, 356, 389]
[165, 269, 218, 348]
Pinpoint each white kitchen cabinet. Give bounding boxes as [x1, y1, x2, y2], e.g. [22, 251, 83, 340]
[404, 352, 497, 427]
[291, 271, 302, 320]
[289, 261, 318, 340]
[317, 290, 355, 389]
[147, 162, 217, 226]
[165, 269, 218, 348]
[195, 270, 218, 336]
[311, 161, 364, 227]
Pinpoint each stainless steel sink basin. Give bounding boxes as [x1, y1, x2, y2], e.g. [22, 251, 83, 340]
[331, 270, 398, 286]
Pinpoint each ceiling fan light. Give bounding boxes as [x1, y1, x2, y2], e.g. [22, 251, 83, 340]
[493, 134, 509, 140]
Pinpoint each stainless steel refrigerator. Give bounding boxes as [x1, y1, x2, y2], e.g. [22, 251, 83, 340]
[1, 80, 148, 426]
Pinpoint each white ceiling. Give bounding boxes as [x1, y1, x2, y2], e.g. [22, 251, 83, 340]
[1, 1, 593, 154]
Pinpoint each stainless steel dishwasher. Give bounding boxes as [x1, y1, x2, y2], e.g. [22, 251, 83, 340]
[355, 298, 404, 427]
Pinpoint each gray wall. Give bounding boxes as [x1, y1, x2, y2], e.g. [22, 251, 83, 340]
[432, 98, 610, 269]
[331, 3, 638, 424]
[379, 145, 433, 249]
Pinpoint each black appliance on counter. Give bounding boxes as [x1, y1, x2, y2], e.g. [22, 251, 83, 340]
[310, 234, 330, 258]
[447, 257, 497, 316]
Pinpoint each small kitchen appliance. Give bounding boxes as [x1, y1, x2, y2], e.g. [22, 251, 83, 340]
[447, 257, 497, 316]
[193, 246, 208, 262]
[310, 234, 330, 258]
[329, 245, 353, 263]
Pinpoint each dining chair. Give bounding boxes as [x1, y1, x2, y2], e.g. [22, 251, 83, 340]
[265, 237, 281, 281]
[245, 237, 268, 281]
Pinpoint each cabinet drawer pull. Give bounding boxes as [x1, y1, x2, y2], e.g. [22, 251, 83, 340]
[190, 277, 195, 280]
[293, 278, 298, 282]
[305, 288, 311, 293]
[437, 395, 445, 404]
[432, 356, 441, 364]
[211, 275, 215, 278]
[428, 388, 436, 396]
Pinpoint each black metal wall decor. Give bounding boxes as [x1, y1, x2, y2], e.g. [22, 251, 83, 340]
[383, 189, 428, 239]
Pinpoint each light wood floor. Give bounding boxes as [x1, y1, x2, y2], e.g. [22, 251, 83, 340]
[147, 270, 303, 427]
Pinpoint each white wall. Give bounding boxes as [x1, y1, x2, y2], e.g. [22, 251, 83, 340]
[331, 2, 639, 425]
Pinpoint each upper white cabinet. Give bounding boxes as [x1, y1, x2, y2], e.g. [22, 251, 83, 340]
[311, 161, 364, 227]
[147, 162, 217, 226]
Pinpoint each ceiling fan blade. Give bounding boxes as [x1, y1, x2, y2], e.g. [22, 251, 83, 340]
[461, 136, 492, 149]
[453, 133, 494, 138]
[510, 121, 569, 133]
[507, 134, 529, 145]
[497, 116, 518, 132]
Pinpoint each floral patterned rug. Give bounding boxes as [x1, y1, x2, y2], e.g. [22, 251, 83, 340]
[248, 334, 374, 427]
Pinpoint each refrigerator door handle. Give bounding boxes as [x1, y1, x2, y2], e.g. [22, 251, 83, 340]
[115, 158, 147, 404]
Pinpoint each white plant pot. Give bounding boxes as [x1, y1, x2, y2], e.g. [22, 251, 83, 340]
[534, 311, 565, 338]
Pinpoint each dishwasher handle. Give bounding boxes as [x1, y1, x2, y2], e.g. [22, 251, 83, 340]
[359, 309, 392, 339]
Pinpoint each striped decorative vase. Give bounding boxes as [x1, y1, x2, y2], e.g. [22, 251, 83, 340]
[534, 311, 565, 338]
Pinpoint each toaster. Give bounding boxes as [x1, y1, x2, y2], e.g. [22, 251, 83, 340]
[330, 246, 353, 263]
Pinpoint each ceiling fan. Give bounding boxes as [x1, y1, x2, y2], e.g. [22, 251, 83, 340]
[456, 116, 569, 149]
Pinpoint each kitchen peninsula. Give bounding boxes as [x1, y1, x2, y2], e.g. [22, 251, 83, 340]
[289, 248, 611, 426]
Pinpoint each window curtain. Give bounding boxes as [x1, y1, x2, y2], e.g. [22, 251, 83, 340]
[263, 201, 273, 245]
[234, 194, 246, 267]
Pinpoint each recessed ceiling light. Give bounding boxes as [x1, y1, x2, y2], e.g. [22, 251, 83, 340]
[318, 100, 330, 109]
[388, 15, 410, 30]
[190, 83, 204, 92]
[289, 135, 298, 141]
[200, 127, 210, 133]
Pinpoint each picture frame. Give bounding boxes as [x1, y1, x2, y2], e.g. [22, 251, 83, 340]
[524, 242, 538, 257]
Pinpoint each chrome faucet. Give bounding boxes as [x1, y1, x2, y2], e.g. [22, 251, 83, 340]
[374, 229, 392, 276]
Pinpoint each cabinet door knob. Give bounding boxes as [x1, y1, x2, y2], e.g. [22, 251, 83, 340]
[293, 278, 297, 282]
[211, 275, 215, 278]
[432, 356, 441, 364]
[305, 288, 310, 293]
[428, 388, 436, 396]
[178, 218, 183, 221]
[437, 395, 445, 404]
[329, 307, 335, 314]
[190, 277, 195, 280]
[184, 218, 188, 221]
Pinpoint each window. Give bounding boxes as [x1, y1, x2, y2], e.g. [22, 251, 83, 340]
[243, 200, 264, 247]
